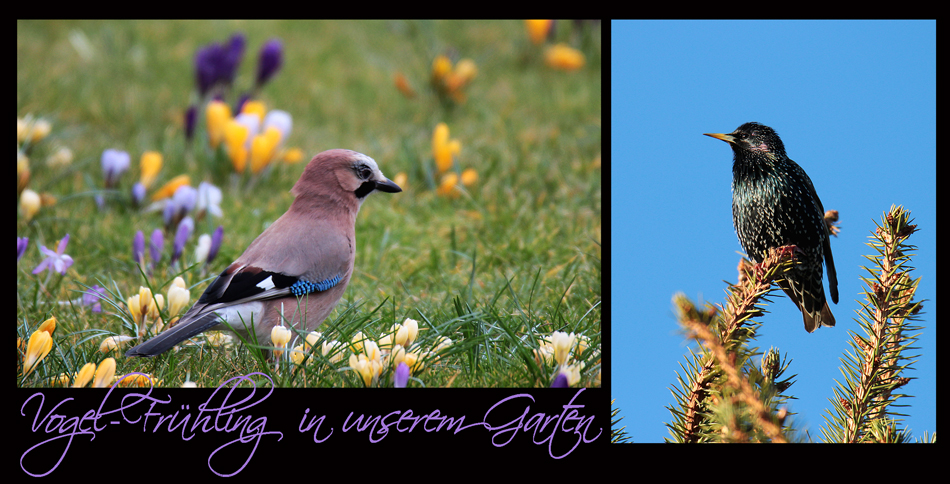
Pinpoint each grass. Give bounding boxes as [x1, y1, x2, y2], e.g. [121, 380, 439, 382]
[17, 20, 601, 388]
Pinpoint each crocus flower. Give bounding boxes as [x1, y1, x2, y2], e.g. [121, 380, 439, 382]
[394, 362, 410, 388]
[38, 316, 57, 335]
[207, 225, 224, 264]
[92, 357, 116, 388]
[17, 237, 29, 261]
[223, 34, 246, 85]
[544, 43, 585, 71]
[151, 174, 191, 201]
[262, 109, 292, 144]
[194, 34, 245, 97]
[166, 276, 190, 318]
[131, 182, 146, 206]
[551, 331, 576, 366]
[22, 329, 53, 376]
[82, 285, 107, 313]
[525, 19, 554, 45]
[241, 100, 266, 122]
[184, 104, 197, 142]
[172, 184, 198, 215]
[171, 217, 194, 265]
[256, 38, 283, 87]
[206, 100, 232, 149]
[432, 123, 461, 173]
[551, 372, 569, 388]
[150, 229, 164, 266]
[46, 146, 74, 168]
[460, 168, 477, 187]
[250, 126, 281, 174]
[437, 173, 460, 198]
[139, 151, 163, 189]
[72, 362, 97, 387]
[20, 188, 41, 221]
[132, 230, 145, 268]
[101, 149, 130, 189]
[224, 119, 250, 173]
[32, 234, 73, 275]
[271, 325, 292, 360]
[165, 184, 197, 232]
[282, 147, 305, 164]
[194, 234, 211, 265]
[99, 335, 135, 354]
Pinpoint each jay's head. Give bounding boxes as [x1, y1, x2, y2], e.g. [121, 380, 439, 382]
[292, 149, 402, 207]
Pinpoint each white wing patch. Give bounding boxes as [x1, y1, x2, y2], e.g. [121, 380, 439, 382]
[256, 275, 276, 290]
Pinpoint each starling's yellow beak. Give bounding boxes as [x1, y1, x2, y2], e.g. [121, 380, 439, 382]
[704, 132, 735, 144]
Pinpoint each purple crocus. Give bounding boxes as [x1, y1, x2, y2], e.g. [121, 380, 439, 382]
[131, 182, 146, 207]
[222, 34, 246, 85]
[171, 217, 194, 265]
[150, 228, 164, 266]
[101, 149, 130, 189]
[32, 234, 74, 275]
[394, 362, 410, 388]
[551, 372, 569, 388]
[184, 104, 198, 142]
[132, 230, 145, 267]
[194, 33, 246, 96]
[207, 225, 224, 264]
[83, 285, 107, 313]
[256, 38, 283, 87]
[17, 237, 29, 261]
[194, 42, 223, 96]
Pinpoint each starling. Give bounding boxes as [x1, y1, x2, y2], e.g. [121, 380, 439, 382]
[705, 122, 838, 333]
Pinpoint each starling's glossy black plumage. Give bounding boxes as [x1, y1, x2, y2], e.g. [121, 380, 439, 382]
[705, 122, 838, 333]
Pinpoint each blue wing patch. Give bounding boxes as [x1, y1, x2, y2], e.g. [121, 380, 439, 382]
[289, 275, 342, 296]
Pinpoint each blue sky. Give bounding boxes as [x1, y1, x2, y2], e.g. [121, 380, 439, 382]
[610, 20, 936, 442]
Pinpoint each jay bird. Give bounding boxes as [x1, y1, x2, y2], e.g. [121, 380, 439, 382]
[126, 149, 401, 357]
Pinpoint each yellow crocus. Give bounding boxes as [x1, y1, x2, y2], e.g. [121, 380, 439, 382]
[224, 120, 250, 173]
[22, 329, 53, 376]
[544, 43, 586, 71]
[431, 55, 452, 84]
[250, 126, 281, 174]
[151, 174, 191, 201]
[38, 316, 57, 335]
[432, 123, 460, 173]
[282, 147, 305, 164]
[139, 151, 163, 189]
[525, 19, 553, 45]
[72, 362, 97, 387]
[437, 172, 460, 198]
[92, 356, 115, 388]
[206, 100, 232, 149]
[240, 100, 266, 123]
[460, 168, 478, 187]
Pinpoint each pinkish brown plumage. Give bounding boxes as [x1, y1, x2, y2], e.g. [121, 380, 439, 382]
[126, 149, 401, 357]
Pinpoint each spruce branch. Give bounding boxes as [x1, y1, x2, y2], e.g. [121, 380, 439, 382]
[821, 205, 924, 443]
[666, 245, 799, 443]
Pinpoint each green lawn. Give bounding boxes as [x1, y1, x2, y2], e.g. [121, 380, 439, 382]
[17, 20, 601, 388]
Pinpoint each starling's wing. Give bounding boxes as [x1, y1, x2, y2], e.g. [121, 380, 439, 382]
[823, 236, 838, 304]
[798, 165, 839, 305]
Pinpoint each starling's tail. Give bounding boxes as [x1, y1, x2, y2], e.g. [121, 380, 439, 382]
[802, 301, 836, 333]
[779, 280, 836, 333]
